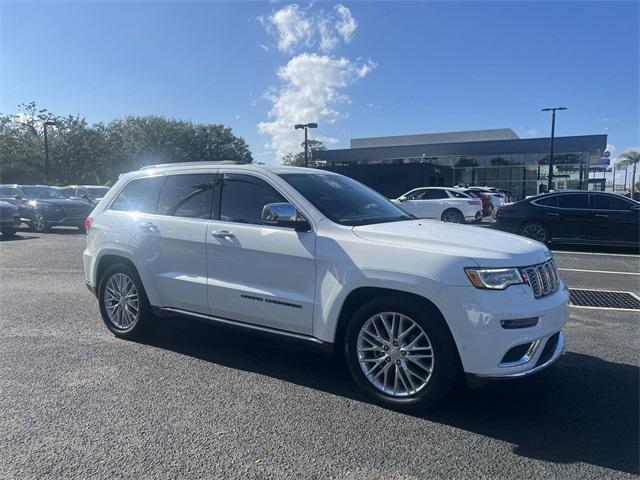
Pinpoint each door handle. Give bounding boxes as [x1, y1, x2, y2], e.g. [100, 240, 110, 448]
[545, 212, 560, 216]
[138, 221, 158, 232]
[595, 214, 608, 218]
[211, 230, 235, 238]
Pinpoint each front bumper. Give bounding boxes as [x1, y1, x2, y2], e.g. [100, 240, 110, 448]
[434, 283, 570, 378]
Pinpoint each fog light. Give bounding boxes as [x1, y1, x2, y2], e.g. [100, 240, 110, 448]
[500, 317, 538, 329]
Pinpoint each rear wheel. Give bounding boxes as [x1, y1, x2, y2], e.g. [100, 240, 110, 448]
[344, 297, 461, 410]
[98, 263, 159, 339]
[441, 208, 464, 224]
[519, 221, 550, 243]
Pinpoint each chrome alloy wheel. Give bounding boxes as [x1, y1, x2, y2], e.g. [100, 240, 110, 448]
[521, 223, 547, 242]
[34, 213, 47, 231]
[357, 312, 434, 397]
[441, 210, 463, 223]
[103, 273, 139, 329]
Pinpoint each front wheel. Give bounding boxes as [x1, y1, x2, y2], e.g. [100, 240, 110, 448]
[344, 297, 461, 410]
[519, 221, 550, 243]
[31, 213, 49, 232]
[441, 208, 464, 224]
[98, 263, 159, 339]
[1, 227, 17, 237]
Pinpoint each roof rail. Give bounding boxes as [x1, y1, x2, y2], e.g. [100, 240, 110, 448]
[139, 160, 244, 171]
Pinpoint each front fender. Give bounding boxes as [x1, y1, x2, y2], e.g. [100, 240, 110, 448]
[313, 267, 446, 343]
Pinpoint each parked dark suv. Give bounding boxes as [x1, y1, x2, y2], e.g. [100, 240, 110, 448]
[0, 184, 94, 233]
[494, 191, 640, 246]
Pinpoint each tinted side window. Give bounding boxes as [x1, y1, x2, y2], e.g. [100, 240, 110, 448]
[110, 177, 164, 213]
[405, 189, 425, 200]
[58, 187, 75, 196]
[557, 193, 588, 209]
[157, 173, 217, 219]
[591, 194, 633, 211]
[220, 174, 286, 225]
[422, 189, 448, 200]
[448, 190, 468, 199]
[535, 195, 558, 207]
[77, 188, 90, 197]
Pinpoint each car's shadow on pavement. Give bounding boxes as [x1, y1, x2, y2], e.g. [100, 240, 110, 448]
[142, 317, 639, 475]
[0, 234, 39, 242]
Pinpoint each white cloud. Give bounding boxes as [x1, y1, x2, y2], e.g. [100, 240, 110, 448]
[335, 4, 357, 43]
[258, 53, 376, 160]
[264, 4, 312, 53]
[261, 3, 358, 53]
[523, 128, 539, 138]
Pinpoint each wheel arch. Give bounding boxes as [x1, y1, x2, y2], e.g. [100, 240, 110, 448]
[440, 207, 464, 221]
[518, 219, 552, 240]
[333, 286, 460, 362]
[95, 254, 138, 289]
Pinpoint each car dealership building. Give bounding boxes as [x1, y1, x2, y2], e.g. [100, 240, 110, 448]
[313, 128, 608, 199]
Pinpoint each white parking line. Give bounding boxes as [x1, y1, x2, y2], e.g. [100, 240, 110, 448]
[558, 268, 640, 276]
[553, 250, 639, 258]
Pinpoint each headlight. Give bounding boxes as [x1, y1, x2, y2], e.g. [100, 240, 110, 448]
[465, 267, 524, 290]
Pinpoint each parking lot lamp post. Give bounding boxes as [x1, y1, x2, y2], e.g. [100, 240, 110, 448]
[294, 123, 318, 168]
[43, 121, 57, 183]
[541, 107, 567, 191]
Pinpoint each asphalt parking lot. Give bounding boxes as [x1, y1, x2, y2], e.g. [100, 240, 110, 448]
[1, 229, 638, 479]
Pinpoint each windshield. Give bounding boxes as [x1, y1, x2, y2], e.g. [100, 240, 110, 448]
[20, 186, 67, 199]
[0, 186, 25, 198]
[279, 173, 413, 226]
[86, 187, 110, 198]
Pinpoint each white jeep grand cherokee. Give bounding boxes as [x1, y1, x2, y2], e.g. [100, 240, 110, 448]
[83, 163, 568, 409]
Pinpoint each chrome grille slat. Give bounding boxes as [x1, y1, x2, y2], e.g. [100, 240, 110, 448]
[520, 259, 559, 299]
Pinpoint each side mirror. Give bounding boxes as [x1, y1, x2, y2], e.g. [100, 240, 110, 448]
[81, 194, 89, 200]
[15, 195, 24, 201]
[398, 196, 407, 202]
[261, 202, 310, 232]
[630, 205, 640, 212]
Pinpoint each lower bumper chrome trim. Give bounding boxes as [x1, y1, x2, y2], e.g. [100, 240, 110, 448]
[472, 331, 565, 379]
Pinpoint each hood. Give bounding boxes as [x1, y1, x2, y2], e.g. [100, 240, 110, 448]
[0, 200, 19, 212]
[352, 219, 550, 267]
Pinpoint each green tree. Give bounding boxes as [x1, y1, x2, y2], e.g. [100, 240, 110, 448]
[0, 102, 253, 185]
[282, 139, 326, 167]
[618, 149, 640, 196]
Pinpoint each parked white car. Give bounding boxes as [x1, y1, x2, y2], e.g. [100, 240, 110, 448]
[84, 164, 568, 409]
[392, 187, 482, 223]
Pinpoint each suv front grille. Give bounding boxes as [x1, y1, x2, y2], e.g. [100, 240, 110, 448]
[520, 259, 559, 299]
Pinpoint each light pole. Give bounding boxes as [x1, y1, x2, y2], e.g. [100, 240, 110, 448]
[294, 123, 318, 167]
[541, 107, 567, 191]
[43, 121, 57, 183]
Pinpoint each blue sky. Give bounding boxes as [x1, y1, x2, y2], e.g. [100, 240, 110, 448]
[1, 1, 638, 164]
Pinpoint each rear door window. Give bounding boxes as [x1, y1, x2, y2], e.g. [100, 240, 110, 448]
[590, 194, 634, 211]
[157, 173, 218, 219]
[421, 189, 448, 200]
[110, 176, 164, 213]
[557, 193, 589, 209]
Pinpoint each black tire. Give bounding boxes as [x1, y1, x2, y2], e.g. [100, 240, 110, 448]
[441, 208, 465, 224]
[1, 227, 17, 237]
[519, 221, 550, 243]
[31, 212, 50, 233]
[344, 296, 461, 410]
[98, 262, 159, 339]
